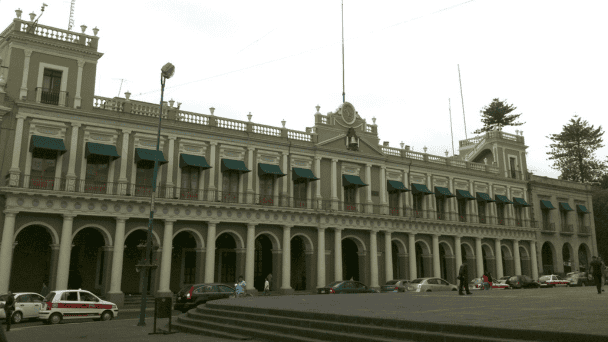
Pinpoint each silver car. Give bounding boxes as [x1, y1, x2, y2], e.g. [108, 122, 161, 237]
[0, 292, 46, 323]
[406, 278, 458, 292]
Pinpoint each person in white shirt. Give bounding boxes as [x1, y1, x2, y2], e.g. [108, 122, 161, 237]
[236, 276, 246, 297]
[264, 274, 271, 296]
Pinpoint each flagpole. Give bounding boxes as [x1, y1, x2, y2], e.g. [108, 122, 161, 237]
[449, 98, 455, 156]
[342, 0, 345, 103]
[458, 64, 467, 139]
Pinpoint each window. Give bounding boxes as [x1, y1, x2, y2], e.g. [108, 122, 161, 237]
[181, 166, 199, 200]
[412, 193, 423, 218]
[30, 149, 57, 190]
[222, 171, 239, 203]
[344, 187, 357, 212]
[62, 292, 78, 301]
[218, 285, 234, 293]
[79, 292, 98, 302]
[135, 162, 154, 197]
[439, 279, 450, 286]
[435, 197, 445, 220]
[514, 206, 523, 226]
[16, 295, 30, 303]
[477, 201, 487, 223]
[294, 182, 307, 208]
[457, 199, 467, 222]
[41, 68, 63, 105]
[497, 203, 505, 225]
[541, 209, 551, 229]
[259, 175, 274, 206]
[426, 279, 438, 285]
[577, 213, 585, 229]
[509, 157, 517, 179]
[84, 154, 109, 194]
[389, 192, 400, 216]
[560, 210, 568, 230]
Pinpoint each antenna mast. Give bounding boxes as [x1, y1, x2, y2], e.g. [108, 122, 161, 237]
[341, 0, 345, 103]
[68, 0, 75, 31]
[449, 98, 455, 156]
[458, 64, 468, 139]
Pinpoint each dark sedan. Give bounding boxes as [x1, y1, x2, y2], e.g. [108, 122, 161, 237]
[317, 280, 377, 294]
[174, 283, 236, 313]
[506, 275, 540, 289]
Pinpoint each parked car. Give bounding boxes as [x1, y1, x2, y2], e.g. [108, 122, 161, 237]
[539, 275, 570, 288]
[380, 279, 411, 293]
[506, 275, 540, 289]
[566, 272, 591, 287]
[470, 277, 510, 290]
[469, 278, 484, 290]
[38, 289, 118, 324]
[317, 280, 377, 294]
[0, 292, 46, 323]
[174, 283, 236, 313]
[406, 278, 458, 292]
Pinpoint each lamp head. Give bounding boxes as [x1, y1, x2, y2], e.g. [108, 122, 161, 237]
[161, 63, 175, 79]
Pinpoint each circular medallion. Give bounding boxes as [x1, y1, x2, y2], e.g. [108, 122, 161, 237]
[88, 203, 95, 210]
[217, 210, 222, 217]
[17, 198, 24, 206]
[101, 204, 108, 211]
[308, 217, 312, 222]
[342, 218, 345, 224]
[256, 213, 260, 219]
[61, 201, 68, 209]
[247, 212, 252, 218]
[47, 200, 54, 208]
[299, 215, 304, 222]
[265, 213, 270, 220]
[349, 219, 353, 225]
[334, 218, 338, 223]
[185, 209, 191, 215]
[291, 215, 296, 222]
[207, 210, 213, 216]
[126, 205, 133, 212]
[196, 209, 202, 216]
[74, 202, 81, 209]
[227, 211, 232, 217]
[140, 206, 146, 213]
[237, 211, 242, 218]
[174, 208, 180, 215]
[163, 208, 169, 215]
[325, 217, 330, 223]
[341, 102, 356, 125]
[114, 205, 121, 212]
[274, 214, 278, 220]
[283, 214, 288, 221]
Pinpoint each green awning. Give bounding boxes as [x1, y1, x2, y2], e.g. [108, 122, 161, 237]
[29, 135, 67, 154]
[411, 183, 434, 195]
[456, 190, 476, 200]
[342, 174, 367, 188]
[292, 168, 319, 183]
[434, 186, 455, 198]
[513, 197, 531, 207]
[476, 192, 495, 202]
[540, 200, 556, 210]
[221, 159, 250, 173]
[387, 180, 409, 193]
[179, 154, 211, 169]
[85, 142, 120, 160]
[134, 148, 167, 166]
[258, 163, 286, 177]
[576, 205, 589, 213]
[559, 202, 574, 211]
[495, 194, 513, 204]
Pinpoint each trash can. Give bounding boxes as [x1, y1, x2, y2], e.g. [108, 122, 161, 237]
[155, 297, 172, 319]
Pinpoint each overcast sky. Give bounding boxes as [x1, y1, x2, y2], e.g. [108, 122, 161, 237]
[2, 0, 607, 179]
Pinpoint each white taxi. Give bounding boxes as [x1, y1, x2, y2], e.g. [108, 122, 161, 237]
[0, 292, 46, 323]
[539, 275, 570, 288]
[38, 289, 118, 324]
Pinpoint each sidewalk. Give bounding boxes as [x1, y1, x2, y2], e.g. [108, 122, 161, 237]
[5, 316, 263, 342]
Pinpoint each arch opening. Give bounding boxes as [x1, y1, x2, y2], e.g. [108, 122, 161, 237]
[216, 233, 237, 285]
[171, 231, 198, 293]
[542, 242, 554, 275]
[254, 234, 273, 291]
[69, 228, 106, 294]
[290, 236, 307, 290]
[342, 238, 359, 281]
[10, 225, 53, 292]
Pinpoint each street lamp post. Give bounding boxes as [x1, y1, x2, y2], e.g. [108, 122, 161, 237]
[137, 62, 175, 327]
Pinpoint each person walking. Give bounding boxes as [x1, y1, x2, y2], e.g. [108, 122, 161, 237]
[482, 272, 489, 290]
[264, 275, 271, 296]
[41, 282, 50, 297]
[487, 272, 493, 290]
[590, 256, 603, 294]
[236, 276, 247, 298]
[3, 291, 15, 332]
[458, 264, 471, 295]
[600, 257, 606, 292]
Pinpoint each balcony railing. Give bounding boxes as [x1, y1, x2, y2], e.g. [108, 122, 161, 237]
[561, 224, 574, 234]
[257, 194, 276, 206]
[578, 226, 591, 236]
[478, 215, 487, 224]
[436, 212, 447, 220]
[542, 222, 556, 232]
[35, 88, 69, 107]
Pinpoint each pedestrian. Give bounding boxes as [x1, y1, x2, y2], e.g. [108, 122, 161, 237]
[3, 291, 15, 332]
[600, 257, 606, 292]
[482, 271, 489, 290]
[458, 263, 471, 295]
[590, 256, 603, 294]
[487, 272, 493, 290]
[236, 275, 246, 298]
[264, 275, 271, 296]
[41, 282, 50, 297]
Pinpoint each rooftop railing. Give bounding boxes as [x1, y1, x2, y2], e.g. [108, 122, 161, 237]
[6, 18, 99, 50]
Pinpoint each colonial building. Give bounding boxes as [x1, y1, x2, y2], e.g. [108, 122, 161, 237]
[0, 13, 597, 307]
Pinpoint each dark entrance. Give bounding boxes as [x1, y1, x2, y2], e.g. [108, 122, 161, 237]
[439, 244, 448, 280]
[542, 242, 554, 275]
[578, 245, 589, 272]
[10, 225, 53, 292]
[392, 242, 400, 279]
[562, 244, 572, 274]
[415, 243, 425, 278]
[122, 230, 155, 295]
[215, 233, 237, 284]
[69, 228, 105, 294]
[342, 238, 359, 281]
[254, 235, 273, 291]
[171, 231, 197, 293]
[290, 236, 306, 290]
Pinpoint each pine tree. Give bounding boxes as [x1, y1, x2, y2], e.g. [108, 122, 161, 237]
[473, 98, 525, 134]
[547, 115, 605, 183]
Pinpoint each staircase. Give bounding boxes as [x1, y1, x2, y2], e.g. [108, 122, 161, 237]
[121, 294, 157, 309]
[172, 301, 602, 342]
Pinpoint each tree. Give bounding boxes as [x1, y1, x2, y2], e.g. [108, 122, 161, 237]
[547, 115, 606, 183]
[473, 98, 525, 134]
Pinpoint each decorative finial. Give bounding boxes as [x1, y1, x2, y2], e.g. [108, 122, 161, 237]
[15, 8, 22, 19]
[281, 119, 286, 128]
[515, 129, 519, 135]
[93, 27, 99, 36]
[315, 105, 320, 114]
[520, 130, 523, 136]
[423, 146, 428, 153]
[372, 117, 376, 124]
[247, 112, 252, 122]
[209, 107, 215, 115]
[400, 141, 404, 149]
[80, 25, 87, 33]
[169, 99, 175, 107]
[29, 12, 36, 21]
[124, 91, 131, 100]
[177, 102, 182, 110]
[445, 150, 449, 157]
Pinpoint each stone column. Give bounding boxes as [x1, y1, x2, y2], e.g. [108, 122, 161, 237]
[55, 215, 76, 290]
[282, 152, 289, 204]
[469, 182, 478, 223]
[369, 230, 379, 288]
[530, 241, 539, 279]
[117, 130, 131, 195]
[334, 228, 343, 281]
[475, 237, 484, 278]
[66, 123, 81, 192]
[513, 240, 522, 275]
[74, 59, 85, 109]
[204, 222, 217, 283]
[495, 238, 503, 278]
[48, 244, 60, 290]
[380, 166, 387, 213]
[455, 236, 462, 272]
[384, 231, 393, 282]
[432, 234, 441, 278]
[314, 156, 322, 201]
[317, 227, 326, 287]
[208, 142, 217, 200]
[19, 49, 32, 100]
[8, 115, 26, 185]
[408, 233, 416, 280]
[157, 219, 175, 296]
[331, 158, 338, 210]
[0, 212, 17, 293]
[365, 164, 372, 213]
[281, 225, 293, 293]
[165, 137, 176, 198]
[108, 218, 127, 305]
[246, 147, 255, 203]
[245, 223, 256, 293]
